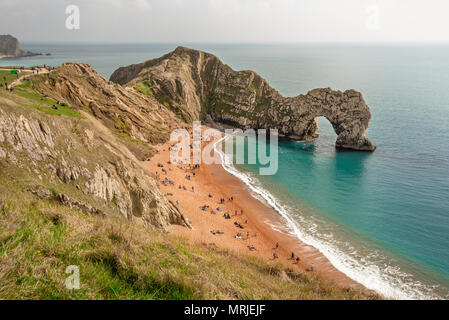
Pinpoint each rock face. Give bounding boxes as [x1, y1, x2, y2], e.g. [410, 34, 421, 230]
[0, 34, 40, 58]
[111, 46, 375, 151]
[0, 35, 22, 57]
[30, 63, 186, 160]
[0, 83, 190, 230]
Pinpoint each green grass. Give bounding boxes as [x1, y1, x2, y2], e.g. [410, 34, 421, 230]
[248, 83, 257, 94]
[0, 70, 30, 85]
[134, 81, 154, 96]
[6, 81, 84, 119]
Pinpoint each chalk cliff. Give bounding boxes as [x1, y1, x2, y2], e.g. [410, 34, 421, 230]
[111, 46, 375, 151]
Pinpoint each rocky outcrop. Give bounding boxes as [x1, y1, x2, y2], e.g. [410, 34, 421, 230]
[28, 186, 105, 217]
[111, 46, 375, 151]
[0, 35, 40, 58]
[0, 97, 189, 230]
[29, 63, 186, 159]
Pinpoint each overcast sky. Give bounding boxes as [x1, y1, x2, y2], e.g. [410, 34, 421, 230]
[1, 0, 449, 43]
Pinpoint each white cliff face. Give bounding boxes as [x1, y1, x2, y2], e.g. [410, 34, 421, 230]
[111, 46, 375, 151]
[0, 101, 189, 230]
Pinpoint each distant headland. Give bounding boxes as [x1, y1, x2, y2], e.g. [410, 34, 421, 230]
[0, 34, 48, 59]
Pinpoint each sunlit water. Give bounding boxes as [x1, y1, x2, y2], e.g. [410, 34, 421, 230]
[3, 43, 449, 299]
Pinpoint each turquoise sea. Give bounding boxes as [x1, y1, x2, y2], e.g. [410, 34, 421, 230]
[3, 43, 449, 299]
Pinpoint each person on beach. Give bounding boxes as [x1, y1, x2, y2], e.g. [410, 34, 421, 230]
[310, 264, 314, 272]
[291, 252, 295, 260]
[296, 257, 300, 264]
[273, 253, 278, 259]
[274, 243, 279, 250]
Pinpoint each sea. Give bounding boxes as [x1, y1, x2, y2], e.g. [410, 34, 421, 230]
[3, 42, 449, 299]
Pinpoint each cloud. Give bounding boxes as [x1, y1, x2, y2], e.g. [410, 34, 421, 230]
[83, 0, 151, 12]
[1, 0, 449, 43]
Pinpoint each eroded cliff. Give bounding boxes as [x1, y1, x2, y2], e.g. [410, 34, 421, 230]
[111, 46, 375, 151]
[30, 62, 187, 160]
[0, 65, 189, 230]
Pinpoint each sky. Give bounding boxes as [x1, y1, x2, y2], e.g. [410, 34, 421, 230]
[1, 0, 449, 43]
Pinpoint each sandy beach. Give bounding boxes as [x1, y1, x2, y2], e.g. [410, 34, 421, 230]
[145, 127, 364, 290]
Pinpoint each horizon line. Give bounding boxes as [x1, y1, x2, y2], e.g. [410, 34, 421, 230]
[18, 40, 449, 46]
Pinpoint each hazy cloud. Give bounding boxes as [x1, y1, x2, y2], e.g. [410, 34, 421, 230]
[1, 0, 448, 43]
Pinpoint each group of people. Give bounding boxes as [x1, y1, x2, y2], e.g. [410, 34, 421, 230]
[234, 231, 252, 240]
[156, 139, 317, 274]
[162, 177, 174, 186]
[234, 221, 245, 229]
[271, 243, 314, 272]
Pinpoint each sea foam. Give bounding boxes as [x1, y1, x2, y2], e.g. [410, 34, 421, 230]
[213, 135, 444, 300]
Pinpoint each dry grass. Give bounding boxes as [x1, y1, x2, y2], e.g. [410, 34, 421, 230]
[0, 181, 380, 300]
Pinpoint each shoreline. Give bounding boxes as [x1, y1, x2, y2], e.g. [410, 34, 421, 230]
[145, 128, 369, 293]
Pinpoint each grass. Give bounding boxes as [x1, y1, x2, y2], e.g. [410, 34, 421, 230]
[0, 70, 30, 86]
[0, 172, 380, 300]
[248, 83, 257, 94]
[1, 79, 83, 119]
[134, 81, 154, 96]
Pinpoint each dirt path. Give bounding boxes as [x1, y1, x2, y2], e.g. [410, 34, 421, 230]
[0, 67, 50, 87]
[10, 69, 50, 87]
